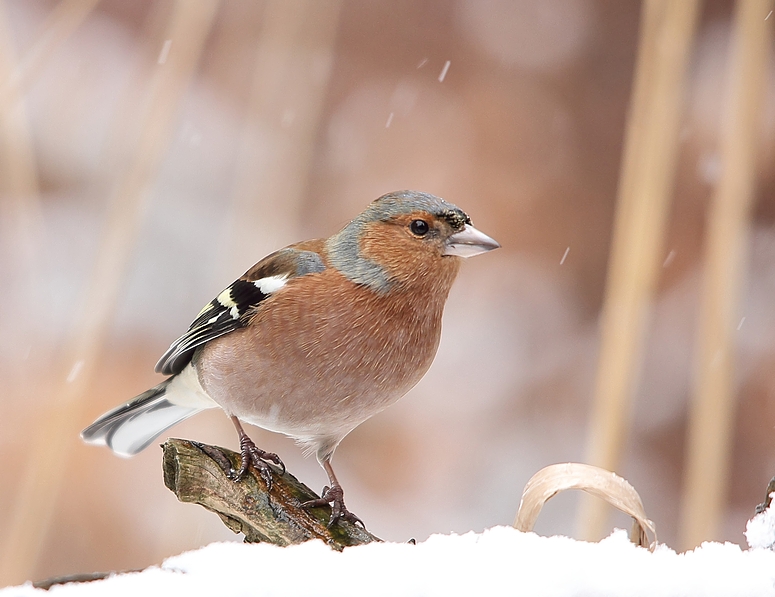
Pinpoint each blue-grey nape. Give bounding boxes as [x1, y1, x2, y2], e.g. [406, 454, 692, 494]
[326, 227, 393, 293]
[285, 249, 326, 276]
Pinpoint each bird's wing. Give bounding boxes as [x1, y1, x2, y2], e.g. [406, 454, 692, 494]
[155, 246, 326, 375]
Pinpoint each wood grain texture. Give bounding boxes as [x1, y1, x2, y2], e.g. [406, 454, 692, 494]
[162, 438, 381, 550]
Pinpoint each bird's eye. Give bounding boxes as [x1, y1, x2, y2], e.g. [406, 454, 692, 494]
[410, 219, 429, 236]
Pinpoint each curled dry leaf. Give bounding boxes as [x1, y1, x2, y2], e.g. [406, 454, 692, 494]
[514, 462, 657, 551]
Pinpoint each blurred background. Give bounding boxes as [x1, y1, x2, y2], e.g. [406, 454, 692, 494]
[2, 0, 775, 586]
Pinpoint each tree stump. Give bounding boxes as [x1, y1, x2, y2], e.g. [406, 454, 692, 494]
[162, 438, 380, 550]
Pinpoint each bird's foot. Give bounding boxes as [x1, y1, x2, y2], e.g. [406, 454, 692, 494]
[233, 435, 285, 489]
[302, 484, 365, 528]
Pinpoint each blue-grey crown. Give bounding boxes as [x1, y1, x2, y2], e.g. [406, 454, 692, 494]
[326, 191, 469, 293]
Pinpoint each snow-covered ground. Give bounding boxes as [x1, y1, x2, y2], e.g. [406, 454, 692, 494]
[747, 495, 775, 551]
[4, 526, 775, 597]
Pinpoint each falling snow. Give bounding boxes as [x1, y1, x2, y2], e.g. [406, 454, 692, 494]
[66, 360, 84, 383]
[157, 39, 172, 65]
[438, 60, 451, 82]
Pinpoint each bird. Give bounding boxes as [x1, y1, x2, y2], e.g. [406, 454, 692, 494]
[81, 190, 500, 525]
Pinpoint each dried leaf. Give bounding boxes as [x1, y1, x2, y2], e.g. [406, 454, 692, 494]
[514, 463, 657, 551]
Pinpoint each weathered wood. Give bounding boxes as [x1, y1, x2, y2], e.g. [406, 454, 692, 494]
[162, 438, 380, 550]
[755, 476, 775, 515]
[33, 571, 140, 591]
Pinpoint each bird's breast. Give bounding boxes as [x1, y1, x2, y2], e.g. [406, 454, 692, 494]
[195, 270, 448, 438]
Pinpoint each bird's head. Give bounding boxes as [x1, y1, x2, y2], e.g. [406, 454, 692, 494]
[327, 190, 500, 293]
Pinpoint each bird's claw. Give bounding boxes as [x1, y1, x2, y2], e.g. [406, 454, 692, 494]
[233, 435, 285, 490]
[262, 450, 286, 475]
[302, 484, 365, 528]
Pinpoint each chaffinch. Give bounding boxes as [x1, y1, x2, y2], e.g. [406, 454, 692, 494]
[82, 190, 500, 525]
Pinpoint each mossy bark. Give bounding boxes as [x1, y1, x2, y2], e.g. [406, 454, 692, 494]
[162, 438, 380, 550]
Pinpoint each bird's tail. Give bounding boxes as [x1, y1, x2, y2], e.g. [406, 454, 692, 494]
[81, 379, 202, 457]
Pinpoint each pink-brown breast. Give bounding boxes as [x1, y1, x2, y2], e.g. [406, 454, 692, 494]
[194, 255, 460, 445]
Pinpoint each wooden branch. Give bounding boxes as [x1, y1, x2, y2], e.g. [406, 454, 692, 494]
[755, 476, 775, 515]
[162, 438, 381, 550]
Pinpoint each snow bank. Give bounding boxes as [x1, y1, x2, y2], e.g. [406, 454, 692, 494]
[4, 527, 775, 597]
[746, 493, 775, 551]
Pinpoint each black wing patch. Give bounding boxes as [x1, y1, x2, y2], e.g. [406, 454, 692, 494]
[155, 248, 325, 376]
[155, 279, 271, 375]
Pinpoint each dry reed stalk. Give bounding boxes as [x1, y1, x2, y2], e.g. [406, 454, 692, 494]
[0, 0, 101, 113]
[0, 1, 220, 585]
[679, 0, 772, 550]
[226, 0, 342, 270]
[578, 0, 700, 541]
[0, 1, 43, 277]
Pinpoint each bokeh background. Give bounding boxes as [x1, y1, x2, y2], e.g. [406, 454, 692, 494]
[2, 0, 775, 586]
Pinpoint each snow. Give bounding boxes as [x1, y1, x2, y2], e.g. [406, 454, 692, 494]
[4, 527, 775, 597]
[438, 60, 451, 82]
[746, 493, 775, 550]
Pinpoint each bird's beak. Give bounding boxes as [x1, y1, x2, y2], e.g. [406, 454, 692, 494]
[444, 224, 501, 258]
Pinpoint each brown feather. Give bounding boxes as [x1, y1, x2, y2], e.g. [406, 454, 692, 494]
[195, 224, 461, 461]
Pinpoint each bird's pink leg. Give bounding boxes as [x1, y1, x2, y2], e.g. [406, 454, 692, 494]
[231, 416, 284, 489]
[302, 459, 364, 528]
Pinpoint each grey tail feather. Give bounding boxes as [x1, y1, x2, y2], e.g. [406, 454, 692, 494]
[81, 379, 201, 457]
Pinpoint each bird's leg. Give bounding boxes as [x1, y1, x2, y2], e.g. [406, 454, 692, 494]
[302, 459, 364, 528]
[231, 416, 285, 489]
